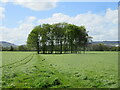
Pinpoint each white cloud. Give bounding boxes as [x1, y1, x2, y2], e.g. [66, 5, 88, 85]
[0, 16, 36, 45]
[105, 8, 118, 24]
[0, 8, 118, 45]
[38, 8, 118, 41]
[0, 7, 5, 20]
[0, 7, 5, 41]
[0, 0, 9, 3]
[0, 0, 58, 11]
[38, 13, 70, 24]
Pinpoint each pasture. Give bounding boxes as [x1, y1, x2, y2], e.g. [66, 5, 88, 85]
[1, 51, 118, 88]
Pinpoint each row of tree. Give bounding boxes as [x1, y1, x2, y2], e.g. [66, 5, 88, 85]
[1, 45, 28, 51]
[27, 23, 91, 54]
[1, 44, 120, 51]
[87, 44, 120, 51]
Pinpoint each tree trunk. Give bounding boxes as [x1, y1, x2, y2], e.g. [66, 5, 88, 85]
[51, 42, 53, 54]
[60, 40, 62, 54]
[43, 44, 46, 54]
[64, 38, 67, 54]
[37, 41, 39, 54]
[64, 45, 67, 54]
[79, 47, 81, 54]
[71, 44, 73, 53]
[75, 44, 77, 54]
[51, 45, 53, 54]
[83, 46, 86, 54]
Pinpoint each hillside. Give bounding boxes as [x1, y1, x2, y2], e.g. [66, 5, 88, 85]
[92, 41, 119, 46]
[0, 41, 119, 48]
[0, 41, 17, 47]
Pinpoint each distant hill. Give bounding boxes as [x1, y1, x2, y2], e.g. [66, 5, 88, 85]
[0, 41, 119, 48]
[0, 41, 17, 47]
[92, 41, 119, 46]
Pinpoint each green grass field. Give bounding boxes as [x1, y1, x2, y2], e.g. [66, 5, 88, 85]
[1, 51, 118, 88]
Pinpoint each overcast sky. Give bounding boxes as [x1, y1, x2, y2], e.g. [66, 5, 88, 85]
[0, 0, 118, 45]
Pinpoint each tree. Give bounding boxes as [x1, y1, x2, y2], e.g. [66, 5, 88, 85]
[52, 23, 65, 54]
[27, 23, 90, 54]
[67, 24, 75, 53]
[27, 26, 42, 54]
[10, 46, 14, 51]
[18, 45, 28, 51]
[0, 45, 2, 51]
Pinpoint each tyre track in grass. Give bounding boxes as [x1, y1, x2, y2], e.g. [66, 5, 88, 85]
[0, 54, 34, 68]
[11, 54, 34, 68]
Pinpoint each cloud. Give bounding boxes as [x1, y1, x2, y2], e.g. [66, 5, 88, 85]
[105, 8, 118, 24]
[0, 16, 36, 45]
[0, 0, 9, 3]
[0, 0, 58, 11]
[0, 7, 5, 20]
[38, 8, 118, 41]
[0, 7, 5, 41]
[0, 8, 118, 45]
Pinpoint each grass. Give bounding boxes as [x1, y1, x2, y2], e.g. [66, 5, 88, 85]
[1, 51, 118, 88]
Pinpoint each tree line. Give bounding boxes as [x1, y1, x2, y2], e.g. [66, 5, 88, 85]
[1, 44, 120, 51]
[87, 44, 120, 51]
[27, 23, 91, 54]
[1, 23, 119, 52]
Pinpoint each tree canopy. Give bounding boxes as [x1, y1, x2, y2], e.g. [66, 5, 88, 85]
[27, 23, 90, 54]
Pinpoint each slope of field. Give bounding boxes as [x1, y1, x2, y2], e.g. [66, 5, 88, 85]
[2, 51, 118, 88]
